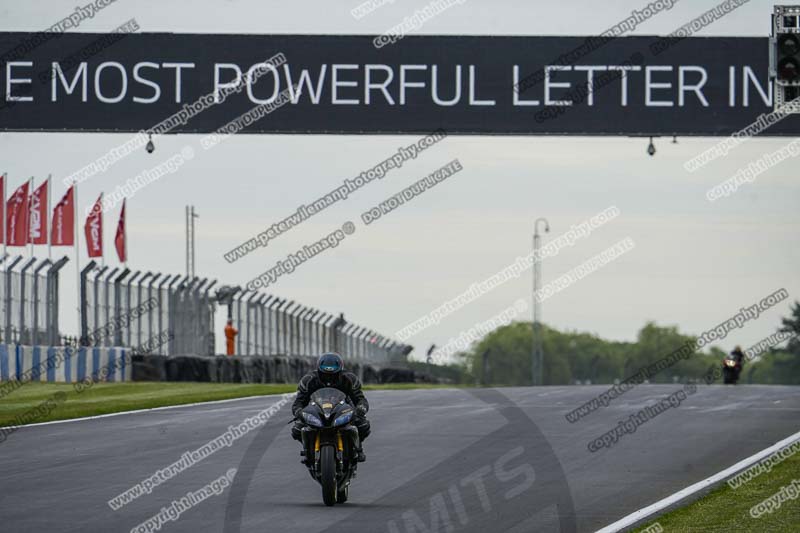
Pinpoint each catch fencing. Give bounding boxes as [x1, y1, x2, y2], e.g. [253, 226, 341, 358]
[81, 261, 215, 356]
[0, 256, 411, 375]
[228, 291, 410, 362]
[0, 255, 69, 346]
[79, 264, 411, 362]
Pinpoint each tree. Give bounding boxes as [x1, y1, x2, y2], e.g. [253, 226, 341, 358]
[780, 301, 800, 356]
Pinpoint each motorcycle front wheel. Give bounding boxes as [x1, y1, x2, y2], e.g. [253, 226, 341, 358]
[320, 445, 337, 506]
[723, 368, 736, 384]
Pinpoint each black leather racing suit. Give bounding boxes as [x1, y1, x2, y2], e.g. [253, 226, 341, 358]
[291, 370, 371, 442]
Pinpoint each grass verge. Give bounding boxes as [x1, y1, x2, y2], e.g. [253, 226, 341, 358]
[634, 446, 800, 532]
[0, 381, 464, 427]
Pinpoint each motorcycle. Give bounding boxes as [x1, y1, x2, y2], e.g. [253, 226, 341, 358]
[722, 354, 742, 384]
[297, 387, 359, 506]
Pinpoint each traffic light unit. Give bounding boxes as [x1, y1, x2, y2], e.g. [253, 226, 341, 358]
[771, 5, 800, 111]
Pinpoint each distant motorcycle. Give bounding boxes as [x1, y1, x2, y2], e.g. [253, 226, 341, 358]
[297, 387, 359, 506]
[722, 354, 742, 384]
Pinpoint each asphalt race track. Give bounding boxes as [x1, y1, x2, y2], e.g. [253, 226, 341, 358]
[2, 385, 799, 532]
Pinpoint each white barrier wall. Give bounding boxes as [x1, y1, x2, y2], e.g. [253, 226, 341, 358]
[0, 345, 129, 384]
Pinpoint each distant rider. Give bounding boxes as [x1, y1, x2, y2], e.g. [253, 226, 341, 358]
[291, 353, 370, 462]
[731, 345, 745, 365]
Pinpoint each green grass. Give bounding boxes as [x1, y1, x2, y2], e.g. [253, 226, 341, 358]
[0, 381, 462, 427]
[634, 450, 800, 532]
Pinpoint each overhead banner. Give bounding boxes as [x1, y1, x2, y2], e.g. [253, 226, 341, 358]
[0, 32, 797, 136]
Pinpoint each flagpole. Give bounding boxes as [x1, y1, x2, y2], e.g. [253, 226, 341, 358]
[122, 199, 127, 269]
[124, 200, 128, 268]
[2, 173, 6, 269]
[27, 176, 33, 259]
[99, 192, 104, 269]
[75, 181, 80, 341]
[47, 175, 52, 261]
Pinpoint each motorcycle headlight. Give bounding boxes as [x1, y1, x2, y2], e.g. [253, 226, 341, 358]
[724, 360, 736, 367]
[303, 412, 323, 427]
[333, 411, 353, 427]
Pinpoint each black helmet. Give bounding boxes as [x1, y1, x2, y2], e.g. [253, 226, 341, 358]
[317, 352, 343, 386]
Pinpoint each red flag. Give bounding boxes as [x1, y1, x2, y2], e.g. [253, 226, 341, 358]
[6, 182, 30, 246]
[84, 194, 103, 258]
[115, 200, 126, 263]
[51, 186, 75, 246]
[29, 180, 48, 244]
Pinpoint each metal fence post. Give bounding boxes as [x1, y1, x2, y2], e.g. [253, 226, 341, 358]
[313, 312, 326, 354]
[358, 327, 369, 362]
[343, 323, 353, 358]
[354, 326, 363, 359]
[296, 306, 307, 355]
[259, 295, 273, 355]
[80, 260, 97, 346]
[365, 330, 376, 360]
[379, 337, 390, 362]
[45, 256, 69, 346]
[324, 314, 336, 352]
[125, 271, 142, 347]
[19, 258, 37, 344]
[91, 266, 109, 344]
[112, 268, 130, 346]
[157, 274, 175, 347]
[166, 275, 182, 355]
[192, 278, 208, 354]
[331, 313, 346, 353]
[303, 309, 318, 355]
[202, 280, 217, 355]
[282, 302, 293, 356]
[244, 292, 258, 355]
[284, 302, 298, 356]
[361, 329, 368, 360]
[137, 272, 153, 347]
[279, 300, 295, 355]
[234, 292, 244, 355]
[253, 295, 265, 354]
[101, 268, 119, 346]
[267, 298, 283, 354]
[146, 273, 162, 344]
[176, 276, 194, 354]
[300, 306, 312, 355]
[3, 256, 21, 342]
[291, 305, 305, 356]
[32, 259, 51, 345]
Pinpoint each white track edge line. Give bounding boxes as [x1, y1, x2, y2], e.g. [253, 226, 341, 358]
[595, 428, 800, 533]
[0, 392, 295, 431]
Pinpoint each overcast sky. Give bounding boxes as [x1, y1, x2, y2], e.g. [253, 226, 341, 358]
[1, 0, 798, 360]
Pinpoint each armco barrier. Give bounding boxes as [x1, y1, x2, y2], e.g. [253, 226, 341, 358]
[129, 354, 433, 385]
[0, 349, 434, 385]
[0, 345, 129, 383]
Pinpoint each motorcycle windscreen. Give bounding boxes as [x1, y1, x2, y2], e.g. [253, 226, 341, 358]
[311, 387, 347, 409]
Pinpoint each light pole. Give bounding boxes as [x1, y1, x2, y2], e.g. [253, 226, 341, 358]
[532, 217, 550, 386]
[186, 205, 198, 278]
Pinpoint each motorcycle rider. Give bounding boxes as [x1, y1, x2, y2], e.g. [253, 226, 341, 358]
[291, 353, 370, 462]
[731, 345, 745, 365]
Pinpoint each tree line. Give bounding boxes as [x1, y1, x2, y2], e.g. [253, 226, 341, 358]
[424, 301, 800, 386]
